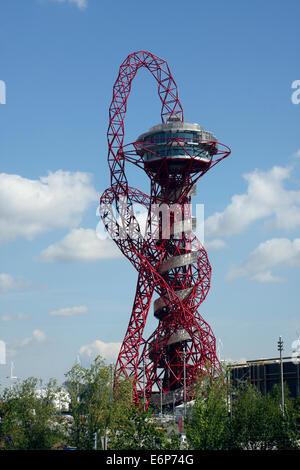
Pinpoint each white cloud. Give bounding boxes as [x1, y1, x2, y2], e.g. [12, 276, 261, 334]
[17, 313, 29, 320]
[79, 339, 121, 362]
[292, 149, 300, 159]
[33, 329, 47, 342]
[6, 329, 47, 359]
[0, 273, 31, 293]
[204, 238, 228, 251]
[0, 313, 29, 322]
[250, 271, 284, 283]
[38, 228, 121, 263]
[48, 305, 88, 317]
[0, 171, 97, 242]
[226, 238, 300, 282]
[49, 0, 87, 10]
[0, 314, 12, 322]
[20, 329, 47, 347]
[205, 165, 300, 239]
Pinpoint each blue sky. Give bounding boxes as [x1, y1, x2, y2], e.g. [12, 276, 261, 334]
[1, 0, 300, 386]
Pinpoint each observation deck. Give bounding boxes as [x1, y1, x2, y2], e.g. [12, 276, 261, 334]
[137, 117, 218, 174]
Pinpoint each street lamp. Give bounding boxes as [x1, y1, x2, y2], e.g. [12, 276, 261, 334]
[183, 345, 187, 419]
[277, 336, 285, 417]
[160, 378, 163, 418]
[143, 355, 146, 412]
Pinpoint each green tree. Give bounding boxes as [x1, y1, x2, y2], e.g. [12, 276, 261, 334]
[0, 377, 67, 450]
[185, 373, 230, 450]
[108, 404, 180, 450]
[65, 357, 180, 450]
[268, 383, 299, 450]
[64, 355, 134, 450]
[229, 381, 299, 450]
[65, 356, 111, 449]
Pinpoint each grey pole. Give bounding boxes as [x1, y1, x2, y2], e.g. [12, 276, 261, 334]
[101, 435, 107, 450]
[278, 336, 285, 417]
[143, 355, 146, 411]
[160, 378, 163, 418]
[227, 365, 232, 419]
[183, 346, 186, 419]
[173, 391, 175, 416]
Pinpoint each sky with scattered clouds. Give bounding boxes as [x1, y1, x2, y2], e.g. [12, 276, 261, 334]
[1, 0, 300, 385]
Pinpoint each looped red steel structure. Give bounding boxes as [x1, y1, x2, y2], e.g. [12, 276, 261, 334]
[100, 51, 230, 409]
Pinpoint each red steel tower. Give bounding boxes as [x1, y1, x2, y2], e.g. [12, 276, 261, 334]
[100, 51, 230, 409]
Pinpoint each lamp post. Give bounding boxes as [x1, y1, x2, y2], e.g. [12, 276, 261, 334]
[143, 355, 146, 412]
[183, 345, 187, 419]
[160, 378, 163, 418]
[277, 336, 285, 417]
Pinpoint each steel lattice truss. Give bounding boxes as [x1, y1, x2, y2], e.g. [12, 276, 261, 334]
[100, 51, 230, 408]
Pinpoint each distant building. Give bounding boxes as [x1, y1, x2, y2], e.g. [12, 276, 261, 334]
[229, 356, 300, 399]
[35, 389, 70, 411]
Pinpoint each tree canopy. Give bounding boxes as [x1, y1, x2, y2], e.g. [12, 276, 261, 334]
[0, 358, 299, 450]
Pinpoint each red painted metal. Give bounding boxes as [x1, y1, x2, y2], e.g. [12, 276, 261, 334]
[100, 51, 230, 408]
